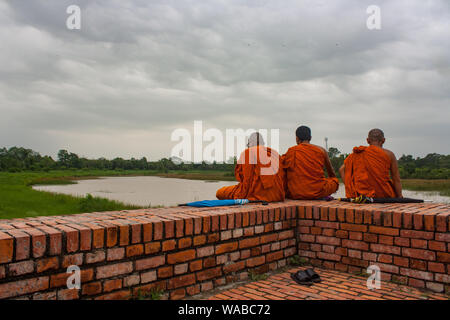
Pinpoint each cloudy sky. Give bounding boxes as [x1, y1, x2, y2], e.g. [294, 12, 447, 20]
[1, 0, 449, 161]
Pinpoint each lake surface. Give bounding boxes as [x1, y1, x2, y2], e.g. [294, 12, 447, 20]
[33, 176, 450, 207]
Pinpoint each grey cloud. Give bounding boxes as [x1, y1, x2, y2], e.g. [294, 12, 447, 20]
[1, 0, 449, 160]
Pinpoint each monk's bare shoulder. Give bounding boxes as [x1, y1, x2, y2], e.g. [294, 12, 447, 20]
[383, 148, 397, 161]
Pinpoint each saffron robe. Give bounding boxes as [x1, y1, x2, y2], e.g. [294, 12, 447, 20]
[216, 146, 285, 202]
[282, 144, 339, 199]
[344, 145, 396, 198]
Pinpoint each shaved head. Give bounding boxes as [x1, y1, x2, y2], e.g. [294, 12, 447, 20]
[248, 132, 265, 147]
[368, 128, 385, 143]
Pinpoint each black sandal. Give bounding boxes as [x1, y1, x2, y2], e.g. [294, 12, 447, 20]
[290, 270, 313, 286]
[305, 268, 321, 283]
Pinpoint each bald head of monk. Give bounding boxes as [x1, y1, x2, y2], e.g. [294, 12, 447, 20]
[367, 128, 386, 147]
[296, 126, 312, 144]
[247, 132, 265, 148]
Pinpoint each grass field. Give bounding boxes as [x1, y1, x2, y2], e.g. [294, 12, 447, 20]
[0, 170, 448, 220]
[0, 170, 235, 220]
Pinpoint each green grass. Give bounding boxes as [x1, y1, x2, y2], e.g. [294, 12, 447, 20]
[402, 179, 450, 197]
[0, 170, 235, 220]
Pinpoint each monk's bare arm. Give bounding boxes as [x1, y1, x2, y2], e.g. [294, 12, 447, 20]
[321, 147, 336, 178]
[339, 164, 345, 180]
[386, 149, 403, 198]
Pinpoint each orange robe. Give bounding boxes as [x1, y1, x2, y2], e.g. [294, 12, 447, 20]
[282, 144, 339, 199]
[344, 145, 396, 198]
[216, 146, 285, 202]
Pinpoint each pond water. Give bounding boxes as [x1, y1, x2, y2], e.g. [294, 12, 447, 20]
[32, 177, 450, 207]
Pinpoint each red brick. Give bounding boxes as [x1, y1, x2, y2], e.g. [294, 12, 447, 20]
[378, 254, 393, 264]
[411, 239, 427, 249]
[437, 252, 450, 263]
[0, 277, 49, 299]
[266, 250, 284, 262]
[402, 248, 436, 261]
[96, 262, 133, 279]
[394, 237, 410, 247]
[197, 267, 222, 281]
[341, 223, 367, 232]
[37, 257, 59, 273]
[158, 266, 173, 278]
[57, 288, 79, 300]
[216, 242, 238, 254]
[317, 252, 341, 261]
[223, 261, 245, 274]
[167, 249, 196, 264]
[260, 234, 278, 244]
[400, 230, 434, 240]
[153, 221, 163, 240]
[82, 282, 102, 295]
[203, 257, 216, 268]
[197, 246, 214, 257]
[168, 274, 196, 289]
[145, 242, 161, 254]
[107, 247, 125, 261]
[428, 262, 445, 273]
[428, 241, 446, 252]
[67, 224, 92, 251]
[379, 235, 394, 245]
[239, 237, 260, 249]
[315, 221, 339, 229]
[135, 255, 165, 270]
[162, 239, 176, 251]
[164, 220, 175, 238]
[410, 259, 427, 271]
[246, 256, 265, 267]
[279, 230, 294, 240]
[95, 290, 130, 300]
[6, 229, 30, 260]
[368, 226, 399, 236]
[126, 244, 144, 257]
[141, 222, 152, 242]
[400, 268, 433, 281]
[170, 288, 186, 300]
[435, 232, 450, 242]
[9, 260, 34, 276]
[394, 256, 409, 267]
[58, 225, 79, 253]
[85, 250, 106, 264]
[0, 231, 14, 263]
[193, 235, 206, 246]
[342, 239, 369, 251]
[23, 228, 46, 258]
[336, 230, 349, 238]
[316, 236, 340, 246]
[62, 253, 83, 267]
[370, 243, 401, 255]
[189, 260, 203, 272]
[103, 279, 122, 292]
[178, 237, 192, 249]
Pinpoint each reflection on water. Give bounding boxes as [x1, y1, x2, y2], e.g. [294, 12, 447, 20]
[33, 177, 450, 207]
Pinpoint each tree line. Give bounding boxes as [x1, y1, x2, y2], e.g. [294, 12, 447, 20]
[1, 146, 449, 179]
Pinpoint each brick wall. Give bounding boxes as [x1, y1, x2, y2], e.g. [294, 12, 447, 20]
[0, 203, 297, 300]
[0, 200, 448, 300]
[296, 201, 450, 293]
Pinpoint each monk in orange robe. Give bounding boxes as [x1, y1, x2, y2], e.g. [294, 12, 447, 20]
[282, 126, 339, 199]
[339, 128, 402, 198]
[216, 133, 285, 202]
